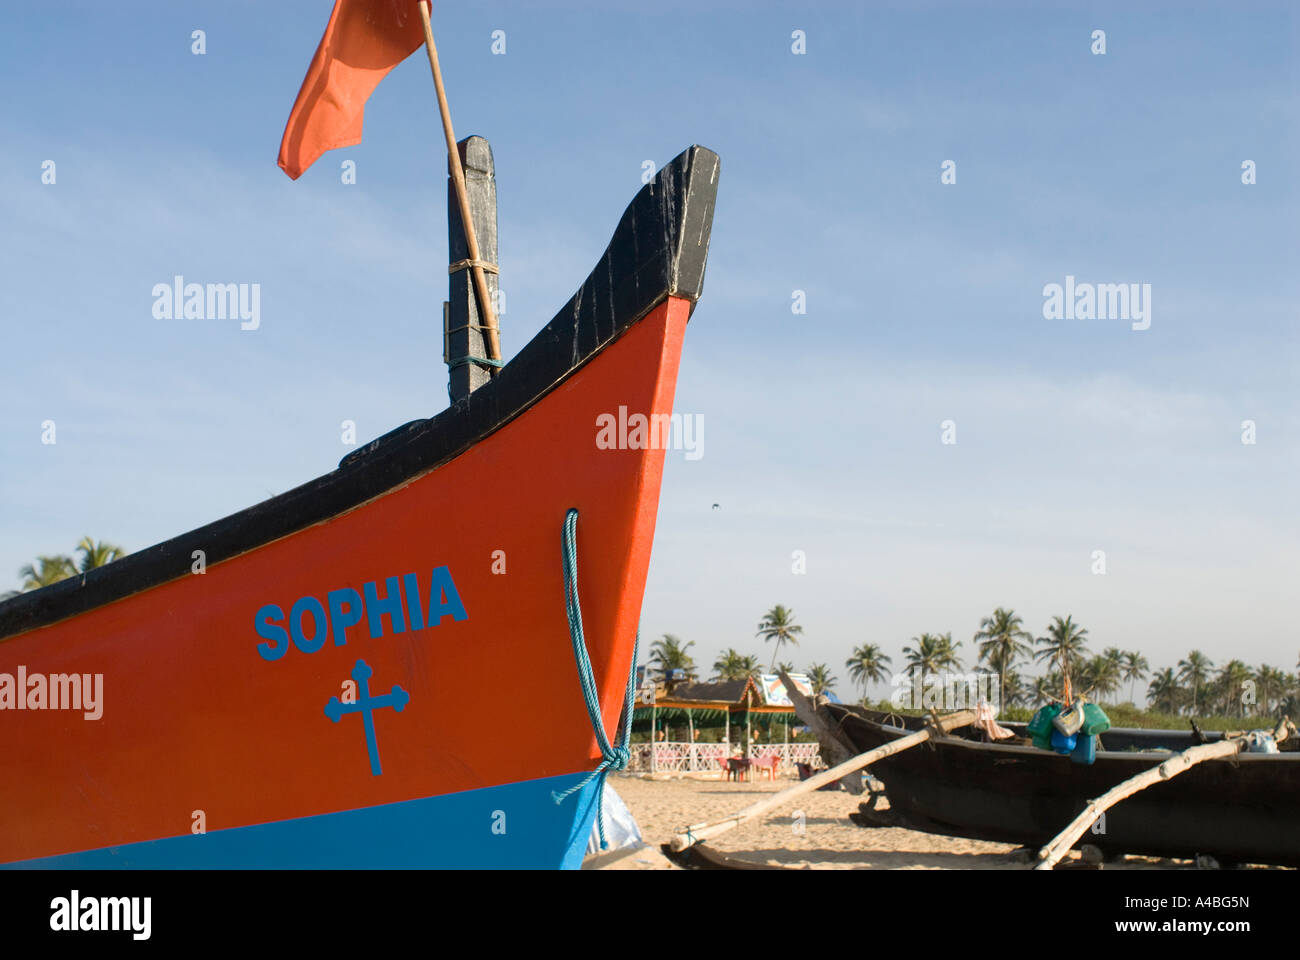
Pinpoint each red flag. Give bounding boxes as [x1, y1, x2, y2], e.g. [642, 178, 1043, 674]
[278, 0, 425, 180]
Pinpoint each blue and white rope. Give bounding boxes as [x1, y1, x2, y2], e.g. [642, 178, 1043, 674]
[551, 508, 639, 850]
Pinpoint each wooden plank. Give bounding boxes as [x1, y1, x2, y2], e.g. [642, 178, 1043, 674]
[777, 668, 863, 794]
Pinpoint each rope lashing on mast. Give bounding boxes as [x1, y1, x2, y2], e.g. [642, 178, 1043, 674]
[445, 356, 505, 370]
[447, 259, 499, 275]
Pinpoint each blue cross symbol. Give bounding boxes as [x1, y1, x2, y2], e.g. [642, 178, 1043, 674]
[324, 659, 410, 776]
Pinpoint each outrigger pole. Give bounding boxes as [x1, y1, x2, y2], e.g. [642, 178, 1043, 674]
[1034, 716, 1294, 870]
[669, 710, 976, 852]
[418, 0, 502, 369]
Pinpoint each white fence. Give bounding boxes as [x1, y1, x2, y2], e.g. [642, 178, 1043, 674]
[628, 741, 821, 775]
[630, 742, 728, 774]
[749, 743, 821, 768]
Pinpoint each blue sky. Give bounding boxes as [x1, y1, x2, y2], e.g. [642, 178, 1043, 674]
[1, 1, 1296, 698]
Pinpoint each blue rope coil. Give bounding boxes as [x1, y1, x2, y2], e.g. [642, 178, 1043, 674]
[551, 507, 639, 850]
[446, 355, 505, 370]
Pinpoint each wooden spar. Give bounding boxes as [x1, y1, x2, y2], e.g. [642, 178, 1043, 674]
[1034, 718, 1292, 870]
[669, 709, 976, 852]
[777, 668, 863, 795]
[418, 1, 501, 367]
[1035, 741, 1243, 870]
[445, 136, 498, 401]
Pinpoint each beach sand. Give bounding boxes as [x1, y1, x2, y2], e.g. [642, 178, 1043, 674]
[595, 773, 1228, 870]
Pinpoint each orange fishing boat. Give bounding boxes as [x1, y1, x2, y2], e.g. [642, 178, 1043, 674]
[0, 143, 719, 868]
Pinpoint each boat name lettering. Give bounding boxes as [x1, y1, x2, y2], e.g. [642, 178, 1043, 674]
[254, 566, 467, 661]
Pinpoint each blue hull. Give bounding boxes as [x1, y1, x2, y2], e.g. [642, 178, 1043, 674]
[4, 772, 600, 869]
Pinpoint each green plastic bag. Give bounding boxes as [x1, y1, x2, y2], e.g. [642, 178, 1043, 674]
[1080, 702, 1110, 736]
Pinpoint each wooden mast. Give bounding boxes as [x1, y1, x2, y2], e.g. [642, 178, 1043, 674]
[445, 136, 498, 401]
[418, 1, 502, 379]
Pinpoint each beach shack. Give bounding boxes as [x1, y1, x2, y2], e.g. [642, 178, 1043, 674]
[630, 673, 822, 776]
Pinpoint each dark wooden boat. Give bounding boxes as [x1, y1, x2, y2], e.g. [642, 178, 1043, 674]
[822, 704, 1300, 867]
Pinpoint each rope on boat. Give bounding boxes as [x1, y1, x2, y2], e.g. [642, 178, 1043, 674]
[551, 507, 639, 850]
[447, 258, 499, 275]
[445, 356, 505, 370]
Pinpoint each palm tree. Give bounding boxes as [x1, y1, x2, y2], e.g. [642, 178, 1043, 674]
[933, 632, 962, 671]
[649, 634, 696, 685]
[1121, 651, 1149, 705]
[1275, 666, 1293, 713]
[18, 555, 76, 591]
[845, 644, 892, 697]
[901, 632, 961, 688]
[1034, 615, 1090, 694]
[1280, 672, 1300, 720]
[902, 633, 942, 682]
[1000, 668, 1027, 708]
[1216, 660, 1252, 717]
[805, 663, 835, 695]
[756, 605, 803, 670]
[75, 536, 125, 572]
[1255, 665, 1287, 714]
[1096, 647, 1126, 702]
[973, 608, 1033, 708]
[774, 661, 796, 677]
[1032, 670, 1065, 706]
[1079, 654, 1121, 702]
[1177, 650, 1213, 716]
[1147, 667, 1181, 714]
[711, 648, 758, 682]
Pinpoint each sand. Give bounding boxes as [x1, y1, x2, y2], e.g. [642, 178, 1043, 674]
[594, 773, 1226, 870]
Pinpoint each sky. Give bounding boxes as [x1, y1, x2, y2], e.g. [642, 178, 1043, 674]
[1, 1, 1296, 701]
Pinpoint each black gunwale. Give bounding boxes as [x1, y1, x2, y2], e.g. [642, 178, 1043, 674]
[828, 704, 1299, 763]
[0, 145, 720, 641]
[835, 706, 1299, 765]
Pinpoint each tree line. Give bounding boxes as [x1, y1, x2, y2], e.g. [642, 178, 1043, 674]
[2, 538, 127, 600]
[644, 604, 1299, 719]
